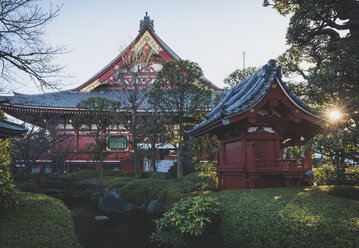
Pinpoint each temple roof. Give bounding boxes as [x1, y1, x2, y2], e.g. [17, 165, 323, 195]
[0, 89, 152, 111]
[0, 14, 220, 114]
[0, 88, 221, 113]
[188, 59, 316, 135]
[73, 13, 220, 92]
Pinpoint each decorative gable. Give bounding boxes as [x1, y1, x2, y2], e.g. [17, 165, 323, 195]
[76, 14, 179, 92]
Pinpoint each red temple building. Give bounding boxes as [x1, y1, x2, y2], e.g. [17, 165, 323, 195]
[189, 60, 325, 190]
[0, 14, 220, 173]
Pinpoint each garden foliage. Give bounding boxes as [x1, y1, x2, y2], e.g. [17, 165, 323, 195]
[314, 165, 359, 186]
[151, 196, 220, 248]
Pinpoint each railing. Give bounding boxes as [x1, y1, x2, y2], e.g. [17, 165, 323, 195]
[255, 159, 303, 169]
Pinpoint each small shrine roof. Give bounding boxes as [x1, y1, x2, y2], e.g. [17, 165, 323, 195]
[0, 119, 27, 138]
[189, 59, 314, 135]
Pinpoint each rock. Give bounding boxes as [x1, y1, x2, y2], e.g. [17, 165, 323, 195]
[109, 188, 121, 199]
[98, 195, 125, 213]
[94, 215, 109, 221]
[154, 172, 167, 180]
[123, 202, 137, 212]
[70, 209, 80, 216]
[138, 202, 147, 212]
[147, 199, 158, 214]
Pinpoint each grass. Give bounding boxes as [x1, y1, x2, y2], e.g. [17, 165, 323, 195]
[210, 186, 359, 248]
[0, 192, 80, 248]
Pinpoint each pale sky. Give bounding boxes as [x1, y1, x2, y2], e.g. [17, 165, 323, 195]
[21, 0, 290, 93]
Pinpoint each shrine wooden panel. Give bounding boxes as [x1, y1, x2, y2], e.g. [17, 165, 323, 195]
[225, 141, 243, 167]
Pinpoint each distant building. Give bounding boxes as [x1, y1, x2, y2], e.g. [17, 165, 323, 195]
[0, 14, 220, 173]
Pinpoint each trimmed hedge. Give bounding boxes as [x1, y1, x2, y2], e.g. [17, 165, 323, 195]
[60, 169, 154, 181]
[212, 186, 359, 248]
[0, 193, 80, 248]
[16, 182, 40, 193]
[103, 172, 205, 205]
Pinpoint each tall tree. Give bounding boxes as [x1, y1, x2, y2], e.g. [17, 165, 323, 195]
[115, 46, 153, 178]
[264, 0, 359, 169]
[72, 97, 121, 182]
[223, 67, 259, 88]
[0, 0, 65, 90]
[151, 60, 212, 179]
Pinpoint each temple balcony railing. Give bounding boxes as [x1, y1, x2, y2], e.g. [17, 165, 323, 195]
[255, 159, 304, 170]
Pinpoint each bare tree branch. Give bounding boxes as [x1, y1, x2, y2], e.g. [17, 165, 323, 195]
[0, 0, 66, 91]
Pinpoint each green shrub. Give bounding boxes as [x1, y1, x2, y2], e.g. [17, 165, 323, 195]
[345, 167, 359, 182]
[0, 136, 19, 209]
[0, 192, 80, 248]
[119, 178, 184, 205]
[105, 176, 134, 188]
[151, 196, 221, 248]
[314, 165, 359, 185]
[16, 182, 40, 193]
[110, 172, 203, 207]
[212, 186, 359, 248]
[182, 166, 218, 193]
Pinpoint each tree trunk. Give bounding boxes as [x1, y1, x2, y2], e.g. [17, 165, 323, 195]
[132, 109, 141, 179]
[150, 139, 157, 172]
[25, 161, 32, 175]
[99, 150, 104, 183]
[134, 145, 142, 179]
[177, 143, 183, 179]
[150, 157, 157, 172]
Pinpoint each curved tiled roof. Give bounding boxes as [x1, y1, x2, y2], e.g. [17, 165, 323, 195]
[188, 59, 314, 135]
[1, 89, 152, 110]
[0, 119, 27, 138]
[0, 87, 222, 112]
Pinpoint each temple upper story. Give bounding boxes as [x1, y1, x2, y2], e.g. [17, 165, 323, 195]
[0, 14, 220, 118]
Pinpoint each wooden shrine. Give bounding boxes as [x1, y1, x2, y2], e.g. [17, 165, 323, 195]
[189, 60, 325, 190]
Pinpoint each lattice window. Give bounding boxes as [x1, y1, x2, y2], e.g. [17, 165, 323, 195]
[108, 136, 128, 150]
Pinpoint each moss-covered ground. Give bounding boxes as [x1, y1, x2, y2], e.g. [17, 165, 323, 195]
[210, 185, 359, 248]
[0, 192, 80, 248]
